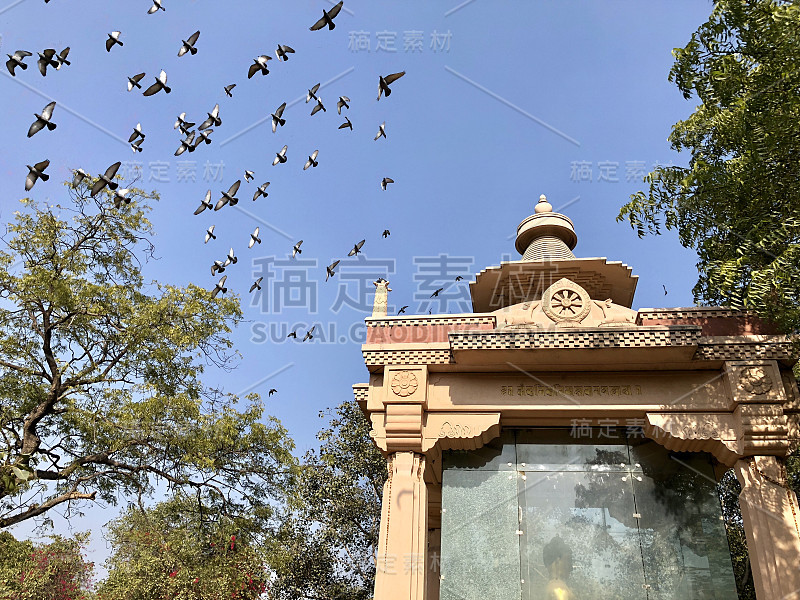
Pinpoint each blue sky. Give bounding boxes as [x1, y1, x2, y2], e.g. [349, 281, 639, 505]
[1, 0, 714, 575]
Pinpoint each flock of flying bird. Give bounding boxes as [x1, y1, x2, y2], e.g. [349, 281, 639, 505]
[13, 0, 436, 352]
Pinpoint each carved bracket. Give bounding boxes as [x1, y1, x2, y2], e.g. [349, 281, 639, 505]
[422, 412, 501, 453]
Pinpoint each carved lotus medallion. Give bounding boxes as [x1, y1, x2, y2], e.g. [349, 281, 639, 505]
[391, 371, 418, 397]
[738, 366, 773, 396]
[542, 278, 591, 323]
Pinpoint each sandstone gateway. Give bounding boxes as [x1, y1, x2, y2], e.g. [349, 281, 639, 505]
[354, 196, 800, 600]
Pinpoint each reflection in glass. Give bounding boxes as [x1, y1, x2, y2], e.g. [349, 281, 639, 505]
[441, 429, 741, 600]
[440, 469, 521, 600]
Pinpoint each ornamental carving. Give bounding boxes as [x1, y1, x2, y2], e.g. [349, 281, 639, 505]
[738, 366, 773, 396]
[542, 278, 591, 324]
[391, 371, 418, 397]
[439, 422, 472, 438]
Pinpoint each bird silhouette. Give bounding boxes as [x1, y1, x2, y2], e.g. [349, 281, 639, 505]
[398, 306, 408, 314]
[271, 102, 287, 132]
[326, 260, 340, 281]
[90, 162, 121, 197]
[374, 121, 386, 140]
[381, 177, 394, 190]
[195, 191, 213, 215]
[268, 388, 278, 396]
[303, 326, 316, 341]
[106, 31, 123, 52]
[275, 45, 294, 61]
[273, 145, 288, 166]
[178, 31, 200, 57]
[211, 275, 227, 298]
[382, 230, 391, 238]
[292, 240, 303, 258]
[304, 150, 319, 170]
[378, 71, 405, 100]
[248, 55, 271, 78]
[337, 96, 350, 114]
[25, 160, 50, 191]
[28, 101, 57, 137]
[127, 73, 145, 91]
[143, 70, 171, 95]
[348, 240, 365, 256]
[430, 287, 444, 298]
[309, 1, 343, 31]
[249, 277, 263, 293]
[6, 50, 32, 75]
[338, 116, 352, 130]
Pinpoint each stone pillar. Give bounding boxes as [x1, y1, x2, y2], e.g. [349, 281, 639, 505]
[374, 451, 428, 600]
[734, 456, 800, 600]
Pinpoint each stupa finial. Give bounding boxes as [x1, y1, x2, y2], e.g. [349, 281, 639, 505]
[535, 194, 552, 214]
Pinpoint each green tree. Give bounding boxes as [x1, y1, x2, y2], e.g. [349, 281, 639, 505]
[0, 531, 94, 600]
[267, 400, 386, 600]
[0, 179, 295, 529]
[97, 495, 268, 600]
[617, 0, 800, 332]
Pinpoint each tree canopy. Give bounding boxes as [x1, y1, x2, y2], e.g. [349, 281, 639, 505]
[618, 0, 800, 332]
[0, 179, 295, 530]
[266, 400, 386, 600]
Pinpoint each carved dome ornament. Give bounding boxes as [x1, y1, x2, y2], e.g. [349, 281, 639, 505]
[738, 366, 773, 396]
[542, 278, 591, 324]
[391, 371, 419, 397]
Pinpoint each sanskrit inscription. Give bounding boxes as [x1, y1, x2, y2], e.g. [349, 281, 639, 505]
[499, 383, 643, 398]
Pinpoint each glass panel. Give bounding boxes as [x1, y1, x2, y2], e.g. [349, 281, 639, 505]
[440, 469, 522, 600]
[444, 430, 517, 471]
[630, 441, 739, 599]
[516, 428, 632, 472]
[520, 468, 648, 600]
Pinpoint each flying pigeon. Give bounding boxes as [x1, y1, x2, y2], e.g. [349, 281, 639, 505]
[174, 132, 195, 156]
[309, 1, 343, 30]
[292, 240, 303, 258]
[374, 121, 386, 140]
[211, 275, 227, 298]
[430, 287, 444, 298]
[248, 55, 271, 78]
[663, 284, 668, 295]
[55, 47, 70, 69]
[271, 102, 286, 132]
[211, 260, 226, 276]
[194, 190, 213, 215]
[205, 225, 216, 243]
[268, 388, 277, 396]
[130, 137, 144, 153]
[72, 168, 89, 186]
[398, 306, 408, 314]
[275, 44, 294, 61]
[25, 159, 50, 191]
[303, 325, 316, 342]
[325, 260, 340, 281]
[106, 31, 123, 52]
[191, 129, 213, 150]
[143, 70, 171, 96]
[113, 188, 131, 209]
[381, 177, 394, 190]
[178, 31, 200, 57]
[244, 170, 254, 182]
[287, 330, 298, 339]
[128, 123, 145, 143]
[249, 277, 263, 293]
[199, 104, 220, 130]
[303, 150, 319, 170]
[224, 83, 236, 97]
[455, 276, 464, 281]
[147, 0, 165, 14]
[127, 72, 146, 91]
[6, 50, 32, 75]
[37, 49, 59, 76]
[378, 71, 406, 100]
[310, 98, 326, 116]
[249, 227, 261, 248]
[382, 230, 390, 238]
[214, 180, 241, 210]
[27, 101, 57, 137]
[253, 182, 270, 201]
[348, 239, 365, 257]
[225, 247, 238, 265]
[336, 96, 350, 114]
[90, 161, 121, 197]
[306, 83, 320, 103]
[174, 112, 195, 135]
[338, 116, 352, 130]
[272, 145, 288, 166]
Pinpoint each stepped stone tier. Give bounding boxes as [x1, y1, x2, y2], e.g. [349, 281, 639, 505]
[354, 195, 800, 600]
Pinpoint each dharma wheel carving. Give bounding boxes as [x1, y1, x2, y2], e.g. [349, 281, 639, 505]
[542, 278, 591, 323]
